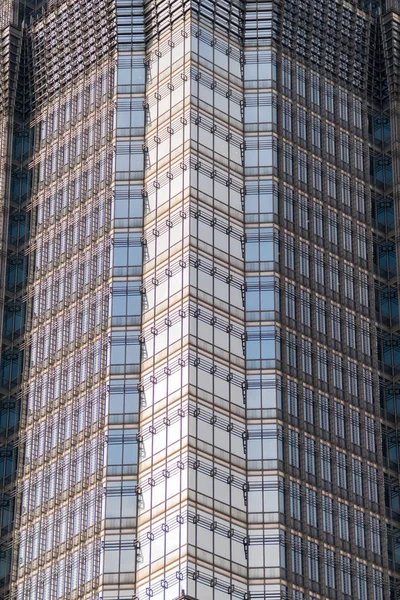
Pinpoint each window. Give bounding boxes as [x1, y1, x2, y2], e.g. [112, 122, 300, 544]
[117, 57, 145, 86]
[285, 282, 296, 319]
[247, 424, 283, 460]
[289, 430, 300, 468]
[246, 374, 281, 410]
[359, 272, 369, 307]
[344, 264, 354, 300]
[246, 326, 280, 362]
[297, 108, 307, 141]
[311, 73, 320, 106]
[290, 481, 301, 519]
[299, 194, 309, 229]
[345, 312, 356, 348]
[330, 257, 340, 292]
[368, 466, 379, 502]
[282, 57, 292, 89]
[357, 225, 367, 259]
[319, 395, 330, 431]
[117, 99, 144, 130]
[341, 555, 352, 595]
[355, 139, 364, 170]
[246, 276, 279, 315]
[300, 242, 310, 277]
[353, 459, 363, 498]
[305, 436, 316, 474]
[373, 570, 383, 600]
[244, 93, 277, 125]
[356, 182, 366, 214]
[353, 99, 363, 129]
[316, 297, 326, 334]
[306, 488, 317, 527]
[284, 187, 294, 220]
[363, 369, 374, 404]
[340, 132, 350, 163]
[302, 339, 312, 375]
[283, 142, 293, 176]
[296, 65, 306, 97]
[308, 541, 319, 582]
[314, 248, 325, 285]
[245, 136, 278, 168]
[284, 234, 295, 270]
[361, 320, 371, 355]
[288, 380, 298, 417]
[283, 100, 293, 133]
[366, 416, 376, 452]
[370, 516, 381, 554]
[335, 402, 345, 438]
[320, 444, 332, 482]
[333, 354, 343, 389]
[325, 82, 334, 113]
[354, 509, 365, 547]
[327, 166, 337, 198]
[357, 563, 368, 600]
[313, 203, 324, 237]
[339, 90, 349, 123]
[303, 387, 314, 423]
[317, 347, 328, 382]
[338, 502, 350, 541]
[113, 233, 142, 269]
[350, 410, 361, 446]
[110, 332, 140, 368]
[298, 150, 308, 183]
[300, 289, 311, 327]
[322, 495, 333, 533]
[287, 331, 297, 368]
[246, 228, 277, 263]
[115, 141, 144, 175]
[343, 216, 352, 251]
[292, 534, 303, 575]
[109, 428, 139, 472]
[348, 360, 358, 396]
[337, 451, 347, 489]
[341, 173, 351, 206]
[325, 548, 335, 588]
[312, 158, 322, 191]
[326, 123, 336, 155]
[312, 116, 321, 148]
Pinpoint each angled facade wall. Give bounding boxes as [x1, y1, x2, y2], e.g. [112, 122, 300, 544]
[0, 1, 399, 600]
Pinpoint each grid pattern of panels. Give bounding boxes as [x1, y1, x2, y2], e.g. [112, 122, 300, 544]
[100, 0, 146, 597]
[0, 2, 46, 596]
[6, 2, 400, 600]
[134, 2, 248, 597]
[378, 5, 400, 596]
[244, 3, 286, 600]
[185, 12, 247, 598]
[134, 18, 194, 600]
[0, 9, 23, 599]
[275, 1, 388, 599]
[15, 2, 116, 598]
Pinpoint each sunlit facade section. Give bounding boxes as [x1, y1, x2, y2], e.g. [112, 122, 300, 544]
[101, 0, 145, 597]
[0, 1, 399, 600]
[134, 0, 248, 596]
[16, 2, 116, 598]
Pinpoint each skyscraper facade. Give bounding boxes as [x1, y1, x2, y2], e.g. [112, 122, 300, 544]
[0, 0, 400, 599]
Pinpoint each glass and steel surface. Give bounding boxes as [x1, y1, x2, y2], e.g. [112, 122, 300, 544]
[0, 0, 399, 599]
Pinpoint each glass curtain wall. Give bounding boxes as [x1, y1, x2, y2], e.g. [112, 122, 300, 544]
[3, 1, 400, 599]
[16, 2, 117, 598]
